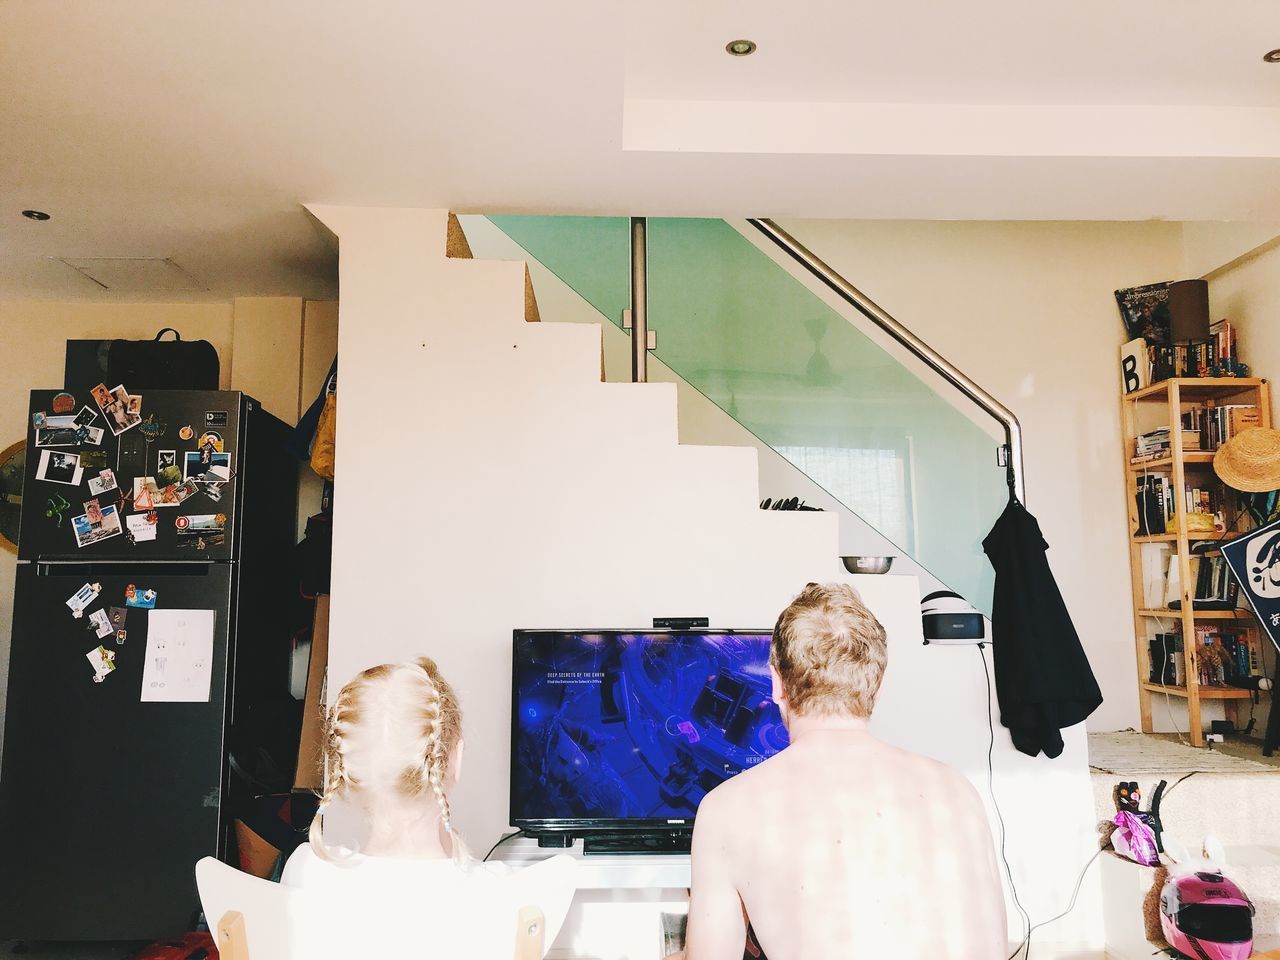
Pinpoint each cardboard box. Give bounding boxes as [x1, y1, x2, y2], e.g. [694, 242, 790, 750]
[294, 595, 329, 792]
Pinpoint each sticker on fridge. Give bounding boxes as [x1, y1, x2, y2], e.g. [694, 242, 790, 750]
[35, 450, 84, 486]
[125, 584, 157, 609]
[141, 609, 216, 703]
[71, 503, 123, 549]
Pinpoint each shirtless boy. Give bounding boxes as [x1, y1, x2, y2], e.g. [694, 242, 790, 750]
[682, 582, 1007, 960]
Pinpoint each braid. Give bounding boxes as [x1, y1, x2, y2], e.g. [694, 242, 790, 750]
[415, 662, 455, 834]
[308, 683, 365, 862]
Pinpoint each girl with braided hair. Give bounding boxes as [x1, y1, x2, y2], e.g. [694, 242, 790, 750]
[282, 657, 575, 955]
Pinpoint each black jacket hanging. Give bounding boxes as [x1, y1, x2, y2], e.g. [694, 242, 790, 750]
[982, 497, 1103, 758]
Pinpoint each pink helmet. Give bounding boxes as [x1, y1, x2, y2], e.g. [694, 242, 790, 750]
[1159, 869, 1254, 960]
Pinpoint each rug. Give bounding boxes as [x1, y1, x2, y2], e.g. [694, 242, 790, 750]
[1089, 731, 1273, 774]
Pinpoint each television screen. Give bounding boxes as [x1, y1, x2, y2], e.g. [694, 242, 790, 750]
[511, 630, 789, 829]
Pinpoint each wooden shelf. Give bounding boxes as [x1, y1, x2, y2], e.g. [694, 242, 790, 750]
[1137, 608, 1254, 621]
[1128, 452, 1216, 471]
[1141, 682, 1260, 700]
[1122, 376, 1273, 747]
[1124, 377, 1267, 403]
[1129, 530, 1233, 544]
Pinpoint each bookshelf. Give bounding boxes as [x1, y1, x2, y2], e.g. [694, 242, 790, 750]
[1122, 377, 1272, 746]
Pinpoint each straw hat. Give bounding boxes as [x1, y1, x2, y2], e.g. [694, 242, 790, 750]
[1214, 427, 1280, 492]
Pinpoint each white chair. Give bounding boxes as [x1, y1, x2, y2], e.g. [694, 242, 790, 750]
[195, 857, 546, 960]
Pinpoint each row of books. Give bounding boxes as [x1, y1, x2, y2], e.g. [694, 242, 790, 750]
[1147, 627, 1267, 688]
[1134, 477, 1226, 538]
[1150, 341, 1220, 381]
[1179, 403, 1260, 451]
[1176, 555, 1239, 609]
[1132, 428, 1171, 462]
[1196, 625, 1265, 682]
[1135, 475, 1175, 535]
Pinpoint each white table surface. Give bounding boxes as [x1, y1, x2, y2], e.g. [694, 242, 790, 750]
[492, 835, 692, 890]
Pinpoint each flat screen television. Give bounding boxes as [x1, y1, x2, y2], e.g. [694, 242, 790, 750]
[510, 629, 789, 850]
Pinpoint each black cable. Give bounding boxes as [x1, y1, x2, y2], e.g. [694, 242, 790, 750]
[975, 644, 1032, 960]
[483, 829, 523, 862]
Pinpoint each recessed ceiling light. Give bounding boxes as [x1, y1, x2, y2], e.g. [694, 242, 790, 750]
[1265, 49, 1280, 63]
[725, 39, 757, 57]
[21, 209, 51, 221]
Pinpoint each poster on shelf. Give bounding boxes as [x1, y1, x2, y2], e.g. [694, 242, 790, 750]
[1221, 518, 1280, 654]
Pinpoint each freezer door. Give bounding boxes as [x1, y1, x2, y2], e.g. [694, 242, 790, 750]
[0, 564, 233, 940]
[20, 389, 243, 561]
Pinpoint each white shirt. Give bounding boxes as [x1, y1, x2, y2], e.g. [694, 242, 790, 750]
[281, 844, 576, 959]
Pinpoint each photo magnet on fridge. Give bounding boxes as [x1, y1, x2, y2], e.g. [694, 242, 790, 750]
[91, 382, 142, 436]
[31, 411, 46, 430]
[87, 469, 118, 497]
[73, 406, 99, 428]
[36, 449, 84, 486]
[71, 503, 123, 549]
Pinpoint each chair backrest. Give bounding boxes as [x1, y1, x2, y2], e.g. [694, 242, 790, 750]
[195, 856, 547, 960]
[196, 857, 296, 958]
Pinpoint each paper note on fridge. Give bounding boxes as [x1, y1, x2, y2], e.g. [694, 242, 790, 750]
[140, 609, 216, 703]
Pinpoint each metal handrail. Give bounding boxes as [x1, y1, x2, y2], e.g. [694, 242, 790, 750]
[747, 218, 1026, 505]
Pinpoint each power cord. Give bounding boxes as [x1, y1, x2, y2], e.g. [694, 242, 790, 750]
[483, 829, 524, 862]
[974, 644, 1032, 959]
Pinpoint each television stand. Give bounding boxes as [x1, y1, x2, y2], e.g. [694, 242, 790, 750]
[582, 832, 692, 855]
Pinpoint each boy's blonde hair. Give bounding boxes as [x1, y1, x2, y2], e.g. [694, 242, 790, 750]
[310, 656, 466, 862]
[770, 582, 888, 718]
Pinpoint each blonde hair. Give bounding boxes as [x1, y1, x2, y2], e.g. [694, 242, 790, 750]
[310, 656, 467, 862]
[770, 582, 888, 718]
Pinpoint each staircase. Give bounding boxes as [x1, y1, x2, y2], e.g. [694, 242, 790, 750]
[305, 204, 1105, 958]
[467, 214, 1012, 618]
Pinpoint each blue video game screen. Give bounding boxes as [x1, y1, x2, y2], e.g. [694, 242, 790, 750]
[511, 631, 790, 824]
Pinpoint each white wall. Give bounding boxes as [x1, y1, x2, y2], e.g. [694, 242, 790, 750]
[316, 205, 1105, 956]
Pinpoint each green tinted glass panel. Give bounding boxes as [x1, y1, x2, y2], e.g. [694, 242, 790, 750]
[488, 216, 630, 329]
[487, 215, 1006, 615]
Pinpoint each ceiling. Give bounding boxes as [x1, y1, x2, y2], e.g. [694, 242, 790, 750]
[3, 0, 1280, 301]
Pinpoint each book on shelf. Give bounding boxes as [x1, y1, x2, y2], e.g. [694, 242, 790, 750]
[1167, 555, 1239, 610]
[1135, 474, 1175, 536]
[1147, 632, 1185, 686]
[1180, 402, 1260, 451]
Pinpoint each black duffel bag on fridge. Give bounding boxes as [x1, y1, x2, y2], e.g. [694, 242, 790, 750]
[65, 328, 221, 391]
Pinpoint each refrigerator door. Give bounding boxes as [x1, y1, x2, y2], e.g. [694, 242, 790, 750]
[20, 389, 244, 562]
[0, 563, 234, 940]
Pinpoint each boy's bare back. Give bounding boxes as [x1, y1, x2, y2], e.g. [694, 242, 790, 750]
[685, 727, 1008, 960]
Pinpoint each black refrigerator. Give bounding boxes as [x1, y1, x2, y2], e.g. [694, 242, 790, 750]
[0, 389, 298, 940]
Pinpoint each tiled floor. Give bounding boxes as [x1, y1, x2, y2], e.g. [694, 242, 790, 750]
[1148, 731, 1280, 768]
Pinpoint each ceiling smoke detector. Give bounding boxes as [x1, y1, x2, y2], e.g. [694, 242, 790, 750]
[1265, 49, 1280, 63]
[725, 39, 757, 57]
[21, 210, 51, 221]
